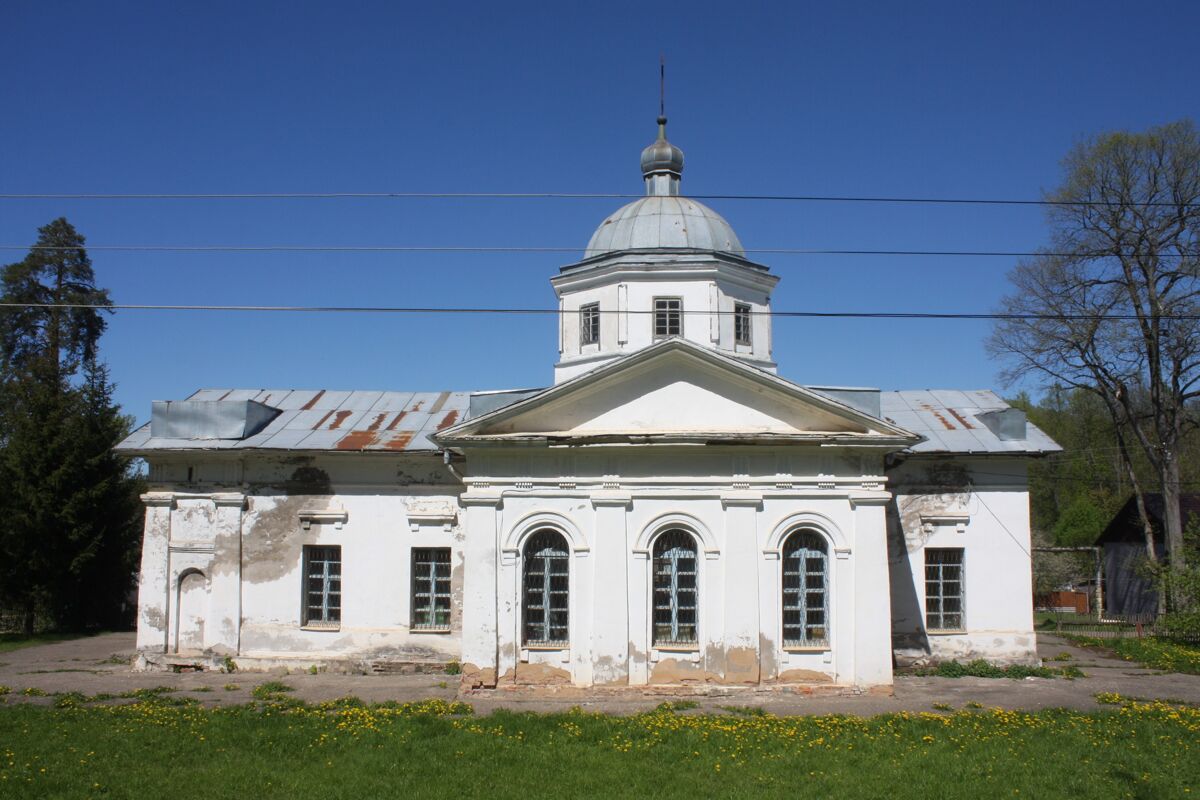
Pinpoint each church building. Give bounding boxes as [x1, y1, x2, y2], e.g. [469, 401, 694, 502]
[117, 119, 1059, 690]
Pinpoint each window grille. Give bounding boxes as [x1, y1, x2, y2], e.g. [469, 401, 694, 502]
[302, 545, 341, 628]
[580, 302, 600, 345]
[411, 548, 452, 630]
[925, 548, 965, 631]
[734, 302, 752, 345]
[653, 297, 682, 338]
[782, 530, 828, 647]
[522, 530, 570, 646]
[652, 529, 698, 645]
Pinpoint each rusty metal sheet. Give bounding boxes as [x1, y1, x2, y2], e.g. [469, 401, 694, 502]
[335, 391, 384, 411]
[118, 387, 472, 454]
[880, 390, 1060, 455]
[369, 392, 416, 412]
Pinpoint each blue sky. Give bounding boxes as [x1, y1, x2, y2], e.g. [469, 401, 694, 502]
[2, 1, 1197, 423]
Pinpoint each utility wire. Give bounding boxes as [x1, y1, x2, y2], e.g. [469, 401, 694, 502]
[0, 191, 1189, 208]
[3, 302, 1200, 321]
[2, 244, 1194, 258]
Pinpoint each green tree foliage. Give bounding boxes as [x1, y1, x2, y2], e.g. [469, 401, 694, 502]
[0, 218, 143, 633]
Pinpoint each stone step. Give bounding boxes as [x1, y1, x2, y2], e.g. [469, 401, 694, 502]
[367, 660, 449, 676]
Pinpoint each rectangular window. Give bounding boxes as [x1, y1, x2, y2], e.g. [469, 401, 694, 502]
[411, 548, 452, 631]
[580, 302, 600, 345]
[654, 297, 682, 338]
[734, 302, 752, 345]
[925, 548, 964, 631]
[302, 545, 341, 629]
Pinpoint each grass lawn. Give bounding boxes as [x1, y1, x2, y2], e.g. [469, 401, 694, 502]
[0, 632, 93, 655]
[1068, 635, 1200, 675]
[0, 694, 1197, 798]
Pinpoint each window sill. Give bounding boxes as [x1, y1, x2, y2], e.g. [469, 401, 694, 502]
[783, 646, 830, 653]
[411, 627, 452, 635]
[927, 629, 967, 636]
[301, 624, 340, 632]
[523, 644, 569, 651]
[653, 644, 700, 653]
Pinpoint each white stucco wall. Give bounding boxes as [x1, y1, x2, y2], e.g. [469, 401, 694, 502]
[133, 448, 1040, 681]
[455, 445, 896, 689]
[887, 456, 1038, 665]
[552, 257, 777, 382]
[135, 453, 464, 669]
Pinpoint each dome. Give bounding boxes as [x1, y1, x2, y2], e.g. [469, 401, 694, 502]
[641, 116, 684, 176]
[585, 196, 745, 256]
[584, 117, 744, 257]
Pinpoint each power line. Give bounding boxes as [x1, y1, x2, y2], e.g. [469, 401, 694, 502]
[0, 190, 1188, 208]
[2, 244, 1194, 258]
[3, 302, 1200, 321]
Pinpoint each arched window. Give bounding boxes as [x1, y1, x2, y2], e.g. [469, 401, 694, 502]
[522, 530, 570, 646]
[652, 529, 698, 646]
[782, 530, 828, 647]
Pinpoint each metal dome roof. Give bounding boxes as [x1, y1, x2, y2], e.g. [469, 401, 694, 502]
[585, 196, 745, 257]
[583, 117, 744, 258]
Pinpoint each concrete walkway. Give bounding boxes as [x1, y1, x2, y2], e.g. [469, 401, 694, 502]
[2, 632, 1197, 716]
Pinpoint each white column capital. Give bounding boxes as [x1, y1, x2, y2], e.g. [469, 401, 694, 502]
[211, 493, 246, 509]
[461, 491, 503, 508]
[590, 491, 632, 508]
[720, 491, 763, 508]
[141, 492, 175, 509]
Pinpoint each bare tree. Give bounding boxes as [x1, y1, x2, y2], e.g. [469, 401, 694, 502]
[989, 120, 1200, 600]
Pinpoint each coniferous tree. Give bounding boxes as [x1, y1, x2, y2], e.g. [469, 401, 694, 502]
[0, 218, 142, 633]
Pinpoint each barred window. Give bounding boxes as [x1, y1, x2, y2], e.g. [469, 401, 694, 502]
[411, 548, 452, 631]
[580, 302, 600, 345]
[925, 548, 964, 631]
[523, 530, 569, 646]
[654, 297, 682, 338]
[652, 529, 698, 646]
[302, 546, 341, 629]
[734, 302, 752, 345]
[782, 530, 828, 647]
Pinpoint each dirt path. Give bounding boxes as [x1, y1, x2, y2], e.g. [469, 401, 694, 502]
[2, 632, 1196, 716]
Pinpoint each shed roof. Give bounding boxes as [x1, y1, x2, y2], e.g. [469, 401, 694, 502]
[117, 385, 1057, 457]
[116, 388, 469, 454]
[877, 389, 1059, 455]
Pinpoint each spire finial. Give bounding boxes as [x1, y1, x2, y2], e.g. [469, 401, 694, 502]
[659, 54, 665, 121]
[641, 56, 683, 195]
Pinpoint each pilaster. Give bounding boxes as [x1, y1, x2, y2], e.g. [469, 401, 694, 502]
[136, 493, 174, 651]
[207, 493, 245, 655]
[460, 491, 502, 687]
[851, 494, 894, 687]
[721, 493, 762, 683]
[591, 492, 632, 685]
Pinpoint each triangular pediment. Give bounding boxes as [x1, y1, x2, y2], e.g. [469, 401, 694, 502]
[436, 340, 919, 446]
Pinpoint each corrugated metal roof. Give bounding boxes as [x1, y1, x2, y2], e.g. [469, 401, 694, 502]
[116, 389, 470, 453]
[117, 385, 1058, 456]
[879, 389, 1060, 455]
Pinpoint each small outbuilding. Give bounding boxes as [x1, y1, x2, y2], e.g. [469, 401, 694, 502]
[1095, 493, 1200, 617]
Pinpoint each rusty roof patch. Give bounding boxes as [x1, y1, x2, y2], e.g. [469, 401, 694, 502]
[328, 410, 353, 430]
[436, 409, 460, 431]
[920, 403, 956, 431]
[381, 431, 415, 450]
[335, 430, 378, 451]
[311, 410, 336, 430]
[946, 408, 975, 429]
[300, 389, 326, 411]
[385, 411, 408, 431]
[366, 412, 387, 432]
